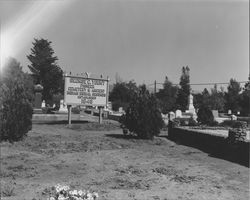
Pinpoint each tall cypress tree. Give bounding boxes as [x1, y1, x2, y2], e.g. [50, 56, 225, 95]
[0, 58, 33, 142]
[27, 38, 63, 103]
[176, 66, 191, 111]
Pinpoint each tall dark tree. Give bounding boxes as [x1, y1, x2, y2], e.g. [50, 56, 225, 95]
[109, 80, 138, 111]
[239, 80, 250, 116]
[176, 66, 191, 111]
[0, 58, 33, 142]
[194, 86, 225, 112]
[27, 38, 63, 103]
[156, 76, 178, 113]
[121, 84, 164, 139]
[225, 79, 241, 113]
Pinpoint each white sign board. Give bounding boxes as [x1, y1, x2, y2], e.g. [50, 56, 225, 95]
[64, 76, 108, 106]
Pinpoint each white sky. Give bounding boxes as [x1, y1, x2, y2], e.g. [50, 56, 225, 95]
[0, 0, 249, 91]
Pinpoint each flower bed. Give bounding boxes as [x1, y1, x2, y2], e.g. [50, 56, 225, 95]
[47, 184, 98, 200]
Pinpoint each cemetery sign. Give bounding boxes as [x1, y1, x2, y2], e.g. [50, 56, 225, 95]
[64, 75, 109, 106]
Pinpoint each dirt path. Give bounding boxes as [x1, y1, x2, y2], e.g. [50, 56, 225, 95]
[0, 122, 249, 200]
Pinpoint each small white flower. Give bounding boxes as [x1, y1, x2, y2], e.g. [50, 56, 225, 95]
[58, 194, 66, 200]
[78, 190, 83, 196]
[93, 192, 99, 198]
[72, 189, 78, 196]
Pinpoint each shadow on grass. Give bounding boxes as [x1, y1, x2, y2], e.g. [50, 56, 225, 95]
[33, 120, 89, 125]
[105, 133, 139, 140]
[165, 134, 249, 168]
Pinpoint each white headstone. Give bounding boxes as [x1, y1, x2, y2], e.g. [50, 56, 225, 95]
[212, 110, 219, 118]
[41, 100, 46, 108]
[168, 111, 175, 120]
[58, 99, 68, 113]
[175, 110, 182, 118]
[237, 111, 240, 115]
[231, 114, 237, 121]
[228, 110, 232, 115]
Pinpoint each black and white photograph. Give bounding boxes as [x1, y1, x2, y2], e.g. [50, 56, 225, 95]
[0, 0, 249, 199]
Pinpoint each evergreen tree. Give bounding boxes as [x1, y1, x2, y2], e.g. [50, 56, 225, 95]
[239, 80, 250, 116]
[27, 38, 63, 103]
[109, 80, 138, 111]
[225, 79, 241, 113]
[176, 66, 191, 111]
[121, 85, 164, 139]
[0, 58, 33, 142]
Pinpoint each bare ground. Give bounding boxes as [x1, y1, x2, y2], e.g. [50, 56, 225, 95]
[0, 121, 249, 200]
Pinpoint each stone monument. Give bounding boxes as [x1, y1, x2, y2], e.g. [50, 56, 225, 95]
[175, 110, 182, 118]
[33, 84, 43, 114]
[187, 94, 195, 113]
[186, 94, 197, 121]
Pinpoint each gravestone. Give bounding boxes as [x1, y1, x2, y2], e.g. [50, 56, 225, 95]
[168, 111, 175, 120]
[212, 110, 219, 118]
[228, 110, 232, 115]
[58, 99, 68, 113]
[33, 84, 43, 114]
[41, 100, 46, 108]
[161, 113, 168, 125]
[231, 114, 237, 121]
[175, 110, 182, 118]
[118, 107, 125, 113]
[107, 101, 112, 111]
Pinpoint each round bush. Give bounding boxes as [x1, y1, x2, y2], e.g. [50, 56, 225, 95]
[121, 86, 164, 139]
[197, 106, 214, 125]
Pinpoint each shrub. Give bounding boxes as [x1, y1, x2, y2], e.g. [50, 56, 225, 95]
[121, 85, 164, 139]
[72, 106, 81, 114]
[0, 58, 34, 142]
[188, 117, 198, 126]
[111, 100, 128, 112]
[197, 106, 215, 125]
[220, 120, 247, 128]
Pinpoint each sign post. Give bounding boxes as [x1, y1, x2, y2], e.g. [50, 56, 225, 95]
[64, 74, 109, 125]
[98, 106, 103, 124]
[67, 105, 72, 125]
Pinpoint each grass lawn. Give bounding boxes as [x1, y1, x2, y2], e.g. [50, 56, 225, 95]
[0, 120, 249, 200]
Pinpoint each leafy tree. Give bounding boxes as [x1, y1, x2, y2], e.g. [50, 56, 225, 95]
[225, 79, 241, 113]
[209, 84, 225, 112]
[121, 85, 164, 139]
[27, 38, 63, 103]
[109, 80, 138, 111]
[239, 80, 250, 116]
[194, 86, 225, 112]
[0, 58, 33, 142]
[156, 76, 178, 113]
[176, 66, 190, 111]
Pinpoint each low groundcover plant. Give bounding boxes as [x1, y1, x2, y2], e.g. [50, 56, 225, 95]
[48, 184, 98, 200]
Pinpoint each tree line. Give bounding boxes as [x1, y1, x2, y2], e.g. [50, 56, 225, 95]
[110, 66, 250, 116]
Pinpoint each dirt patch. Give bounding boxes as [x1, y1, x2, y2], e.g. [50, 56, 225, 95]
[0, 122, 249, 200]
